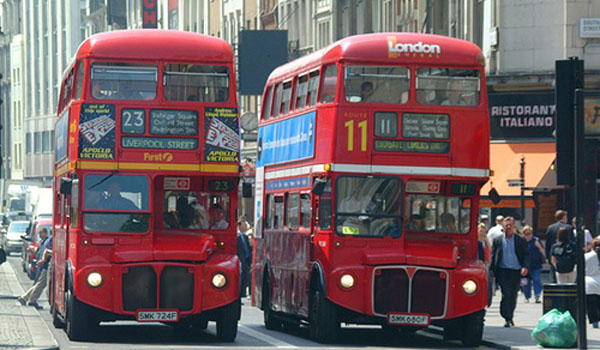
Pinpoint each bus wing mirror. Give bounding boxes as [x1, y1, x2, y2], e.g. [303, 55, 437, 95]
[312, 178, 327, 196]
[488, 188, 501, 205]
[60, 178, 72, 195]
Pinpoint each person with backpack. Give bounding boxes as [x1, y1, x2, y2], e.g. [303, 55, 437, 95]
[551, 227, 577, 283]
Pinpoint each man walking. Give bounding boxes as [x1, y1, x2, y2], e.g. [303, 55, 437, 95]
[490, 217, 530, 327]
[545, 210, 573, 283]
[18, 228, 51, 308]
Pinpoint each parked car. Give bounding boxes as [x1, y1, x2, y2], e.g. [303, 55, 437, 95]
[2, 220, 30, 255]
[21, 218, 52, 279]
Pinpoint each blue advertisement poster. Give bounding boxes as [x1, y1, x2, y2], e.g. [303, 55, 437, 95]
[257, 111, 315, 167]
[78, 104, 116, 160]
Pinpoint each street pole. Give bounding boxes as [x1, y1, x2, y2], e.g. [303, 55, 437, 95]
[520, 156, 525, 227]
[575, 85, 587, 349]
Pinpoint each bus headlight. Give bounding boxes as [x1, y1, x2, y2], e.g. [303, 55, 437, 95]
[87, 272, 103, 288]
[212, 273, 227, 288]
[340, 274, 355, 289]
[462, 280, 477, 294]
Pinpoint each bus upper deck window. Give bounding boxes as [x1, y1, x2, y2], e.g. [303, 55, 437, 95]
[319, 65, 338, 104]
[91, 63, 157, 100]
[163, 64, 230, 102]
[416, 68, 480, 106]
[344, 65, 409, 104]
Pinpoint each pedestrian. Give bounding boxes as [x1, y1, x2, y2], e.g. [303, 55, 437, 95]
[487, 215, 504, 242]
[237, 217, 251, 298]
[545, 210, 573, 283]
[477, 223, 493, 307]
[551, 227, 577, 283]
[585, 237, 600, 328]
[520, 225, 546, 304]
[572, 217, 593, 253]
[489, 216, 530, 327]
[18, 228, 51, 308]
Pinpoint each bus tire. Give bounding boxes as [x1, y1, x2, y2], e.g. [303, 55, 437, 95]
[309, 285, 338, 343]
[216, 298, 240, 342]
[65, 289, 89, 341]
[262, 275, 281, 330]
[460, 309, 484, 347]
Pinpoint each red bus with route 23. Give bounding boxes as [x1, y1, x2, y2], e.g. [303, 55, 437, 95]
[51, 30, 241, 342]
[252, 33, 490, 346]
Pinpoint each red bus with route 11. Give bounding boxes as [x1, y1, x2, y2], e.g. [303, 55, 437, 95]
[50, 30, 241, 341]
[252, 33, 489, 347]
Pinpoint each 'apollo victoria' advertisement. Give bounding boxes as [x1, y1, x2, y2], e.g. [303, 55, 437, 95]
[78, 104, 116, 159]
[204, 107, 240, 163]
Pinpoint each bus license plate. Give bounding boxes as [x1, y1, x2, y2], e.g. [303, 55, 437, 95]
[137, 311, 179, 322]
[388, 313, 429, 326]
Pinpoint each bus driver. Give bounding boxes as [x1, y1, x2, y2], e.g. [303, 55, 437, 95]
[101, 182, 138, 210]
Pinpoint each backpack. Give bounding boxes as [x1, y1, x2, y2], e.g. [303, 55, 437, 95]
[553, 242, 576, 273]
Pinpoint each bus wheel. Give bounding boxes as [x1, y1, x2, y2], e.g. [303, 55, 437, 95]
[216, 298, 240, 342]
[309, 286, 338, 343]
[460, 309, 484, 347]
[65, 289, 89, 341]
[263, 277, 281, 330]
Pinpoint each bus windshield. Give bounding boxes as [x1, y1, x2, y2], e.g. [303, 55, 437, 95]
[163, 191, 230, 230]
[344, 65, 409, 104]
[415, 68, 480, 106]
[91, 63, 157, 100]
[163, 64, 230, 102]
[405, 194, 471, 234]
[335, 176, 402, 237]
[83, 174, 150, 233]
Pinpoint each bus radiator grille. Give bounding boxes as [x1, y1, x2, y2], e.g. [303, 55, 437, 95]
[374, 269, 409, 314]
[159, 266, 194, 311]
[122, 266, 157, 311]
[373, 268, 445, 317]
[410, 269, 446, 317]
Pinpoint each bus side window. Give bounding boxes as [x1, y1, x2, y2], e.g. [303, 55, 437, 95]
[317, 178, 332, 230]
[319, 65, 338, 104]
[287, 193, 299, 229]
[274, 195, 284, 229]
[74, 61, 84, 100]
[300, 193, 311, 228]
[265, 194, 274, 229]
[273, 83, 283, 118]
[307, 71, 320, 106]
[262, 86, 273, 121]
[294, 75, 309, 110]
[70, 179, 79, 228]
[281, 81, 292, 115]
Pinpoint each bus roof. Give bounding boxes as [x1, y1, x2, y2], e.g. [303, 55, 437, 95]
[76, 29, 234, 63]
[267, 32, 484, 83]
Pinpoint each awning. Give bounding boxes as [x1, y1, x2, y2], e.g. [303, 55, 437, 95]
[481, 142, 557, 197]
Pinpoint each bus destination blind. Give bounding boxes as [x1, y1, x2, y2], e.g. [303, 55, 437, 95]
[150, 110, 198, 136]
[402, 113, 449, 139]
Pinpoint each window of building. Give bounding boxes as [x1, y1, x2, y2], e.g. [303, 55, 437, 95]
[26, 133, 31, 154]
[34, 132, 41, 154]
[42, 131, 51, 153]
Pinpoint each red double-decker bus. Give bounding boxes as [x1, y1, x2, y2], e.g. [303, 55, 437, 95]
[51, 30, 241, 341]
[252, 33, 489, 346]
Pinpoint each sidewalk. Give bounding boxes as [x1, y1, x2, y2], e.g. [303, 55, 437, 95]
[483, 286, 600, 349]
[0, 260, 59, 350]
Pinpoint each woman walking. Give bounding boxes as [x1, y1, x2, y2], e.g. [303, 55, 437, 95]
[521, 225, 546, 303]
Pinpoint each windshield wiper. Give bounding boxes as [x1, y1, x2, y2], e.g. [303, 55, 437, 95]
[88, 170, 118, 190]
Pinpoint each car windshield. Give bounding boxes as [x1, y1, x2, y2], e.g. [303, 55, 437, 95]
[9, 222, 29, 233]
[335, 176, 402, 237]
[405, 194, 471, 234]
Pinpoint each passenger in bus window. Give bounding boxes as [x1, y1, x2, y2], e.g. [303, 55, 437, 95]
[101, 182, 138, 210]
[91, 80, 108, 99]
[440, 212, 458, 232]
[408, 214, 425, 232]
[442, 80, 465, 106]
[209, 204, 229, 230]
[115, 80, 144, 100]
[360, 81, 374, 102]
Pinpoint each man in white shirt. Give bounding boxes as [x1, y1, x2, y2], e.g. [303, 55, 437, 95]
[488, 215, 505, 242]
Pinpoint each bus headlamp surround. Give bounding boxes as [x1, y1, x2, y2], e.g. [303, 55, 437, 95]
[87, 272, 103, 288]
[462, 279, 477, 295]
[340, 274, 355, 289]
[212, 273, 227, 289]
